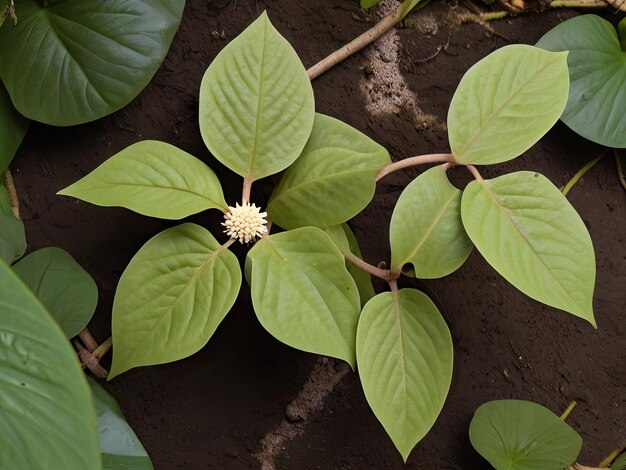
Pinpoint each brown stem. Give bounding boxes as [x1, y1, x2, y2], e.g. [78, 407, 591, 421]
[74, 340, 109, 379]
[242, 177, 252, 204]
[3, 169, 20, 220]
[375, 153, 457, 181]
[615, 149, 626, 192]
[78, 328, 99, 353]
[345, 251, 399, 281]
[93, 337, 112, 360]
[306, 3, 404, 81]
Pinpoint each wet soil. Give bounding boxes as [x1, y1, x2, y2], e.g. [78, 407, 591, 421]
[11, 0, 626, 468]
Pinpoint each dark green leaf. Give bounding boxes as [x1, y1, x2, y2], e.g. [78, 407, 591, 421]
[612, 452, 626, 470]
[0, 83, 28, 173]
[0, 0, 185, 125]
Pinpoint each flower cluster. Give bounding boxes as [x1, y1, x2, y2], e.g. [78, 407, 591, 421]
[222, 202, 268, 244]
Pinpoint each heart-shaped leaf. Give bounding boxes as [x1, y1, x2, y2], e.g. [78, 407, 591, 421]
[324, 223, 376, 306]
[267, 113, 388, 230]
[109, 223, 241, 379]
[469, 400, 582, 470]
[537, 15, 626, 148]
[0, 83, 28, 173]
[59, 140, 227, 220]
[199, 12, 315, 181]
[0, 260, 100, 469]
[87, 377, 153, 470]
[246, 227, 361, 368]
[461, 171, 596, 326]
[390, 165, 472, 278]
[357, 288, 453, 462]
[0, 0, 184, 126]
[12, 247, 98, 338]
[448, 45, 569, 165]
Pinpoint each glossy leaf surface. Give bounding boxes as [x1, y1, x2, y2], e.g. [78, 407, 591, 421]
[12, 247, 97, 338]
[88, 378, 153, 470]
[0, 0, 184, 126]
[461, 172, 596, 325]
[199, 12, 314, 180]
[247, 227, 361, 368]
[109, 224, 241, 379]
[469, 400, 582, 470]
[357, 289, 453, 462]
[324, 224, 375, 306]
[0, 260, 100, 469]
[537, 15, 626, 148]
[59, 141, 227, 219]
[0, 83, 28, 173]
[390, 165, 472, 278]
[448, 45, 569, 165]
[267, 113, 388, 230]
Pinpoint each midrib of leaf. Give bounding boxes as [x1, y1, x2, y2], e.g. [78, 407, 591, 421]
[390, 291, 410, 450]
[246, 19, 268, 181]
[478, 181, 587, 317]
[117, 243, 228, 363]
[454, 57, 560, 161]
[393, 190, 457, 270]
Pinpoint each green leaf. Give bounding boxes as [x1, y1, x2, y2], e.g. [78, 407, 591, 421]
[59, 141, 227, 219]
[87, 377, 153, 470]
[360, 0, 380, 8]
[399, 0, 425, 19]
[199, 12, 315, 181]
[0, 83, 28, 173]
[356, 289, 453, 462]
[0, 0, 184, 126]
[612, 452, 626, 470]
[537, 15, 626, 148]
[246, 227, 361, 368]
[448, 45, 569, 165]
[0, 260, 101, 469]
[461, 171, 596, 326]
[109, 223, 241, 379]
[324, 223, 376, 306]
[469, 400, 582, 470]
[267, 113, 388, 230]
[390, 165, 472, 278]
[12, 247, 98, 338]
[0, 179, 25, 263]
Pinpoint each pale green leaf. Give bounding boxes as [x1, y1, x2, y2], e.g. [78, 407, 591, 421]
[0, 260, 101, 469]
[87, 377, 153, 470]
[0, 83, 28, 173]
[537, 15, 626, 148]
[199, 12, 315, 180]
[12, 247, 98, 338]
[469, 400, 582, 470]
[461, 171, 596, 325]
[357, 289, 453, 462]
[59, 141, 227, 219]
[0, 0, 184, 126]
[324, 224, 375, 306]
[390, 165, 472, 278]
[399, 0, 425, 19]
[612, 452, 626, 470]
[109, 223, 241, 379]
[267, 113, 388, 230]
[448, 45, 569, 165]
[247, 227, 361, 368]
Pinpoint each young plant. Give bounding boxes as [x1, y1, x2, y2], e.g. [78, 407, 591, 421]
[0, 0, 184, 126]
[60, 12, 597, 461]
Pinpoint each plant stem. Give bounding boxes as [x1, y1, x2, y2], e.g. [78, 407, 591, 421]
[375, 153, 457, 181]
[550, 0, 626, 10]
[74, 340, 109, 379]
[615, 149, 626, 192]
[93, 337, 112, 360]
[78, 328, 99, 353]
[561, 150, 607, 197]
[457, 11, 510, 23]
[307, 3, 404, 80]
[599, 441, 626, 467]
[560, 400, 577, 420]
[3, 169, 20, 220]
[344, 251, 399, 281]
[242, 177, 252, 204]
[465, 164, 484, 182]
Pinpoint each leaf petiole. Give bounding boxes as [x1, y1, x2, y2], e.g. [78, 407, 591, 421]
[375, 153, 457, 181]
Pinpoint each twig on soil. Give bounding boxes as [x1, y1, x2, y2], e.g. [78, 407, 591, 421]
[561, 150, 607, 197]
[306, 2, 405, 80]
[559, 400, 577, 420]
[375, 153, 457, 181]
[3, 169, 20, 220]
[615, 149, 626, 193]
[254, 357, 351, 470]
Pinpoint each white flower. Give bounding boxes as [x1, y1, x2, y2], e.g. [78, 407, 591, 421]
[222, 202, 268, 244]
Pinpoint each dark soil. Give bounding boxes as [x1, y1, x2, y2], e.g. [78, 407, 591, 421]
[12, 0, 626, 468]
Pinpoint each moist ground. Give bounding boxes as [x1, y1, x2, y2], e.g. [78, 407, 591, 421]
[11, 0, 626, 468]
